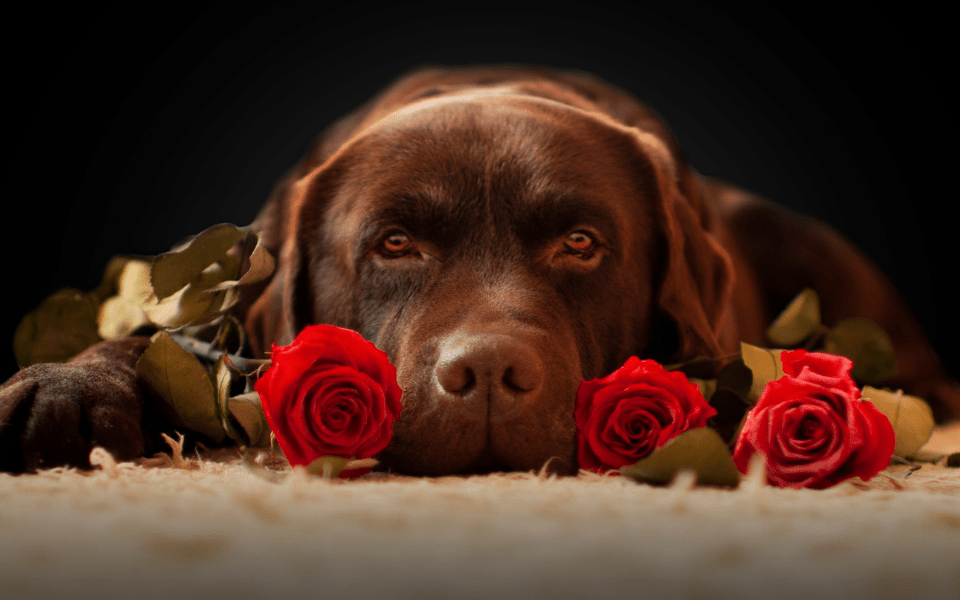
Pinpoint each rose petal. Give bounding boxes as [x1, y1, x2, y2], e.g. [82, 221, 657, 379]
[605, 407, 661, 459]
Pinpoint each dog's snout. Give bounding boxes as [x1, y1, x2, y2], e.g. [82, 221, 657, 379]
[434, 334, 545, 415]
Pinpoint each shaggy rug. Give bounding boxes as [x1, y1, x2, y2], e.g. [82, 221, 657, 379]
[2, 424, 959, 600]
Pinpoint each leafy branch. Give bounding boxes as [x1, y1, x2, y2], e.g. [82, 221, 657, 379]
[13, 223, 278, 448]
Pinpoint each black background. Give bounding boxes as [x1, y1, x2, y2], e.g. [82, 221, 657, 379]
[6, 3, 956, 382]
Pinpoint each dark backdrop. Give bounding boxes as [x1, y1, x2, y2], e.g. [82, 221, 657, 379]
[7, 3, 956, 382]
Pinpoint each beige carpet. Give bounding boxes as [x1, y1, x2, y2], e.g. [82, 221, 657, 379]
[2, 424, 960, 600]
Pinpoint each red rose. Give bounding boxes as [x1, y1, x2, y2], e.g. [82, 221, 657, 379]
[575, 357, 717, 473]
[781, 348, 861, 397]
[732, 349, 895, 489]
[255, 324, 402, 478]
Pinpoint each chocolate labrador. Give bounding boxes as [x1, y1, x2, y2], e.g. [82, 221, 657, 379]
[2, 66, 957, 475]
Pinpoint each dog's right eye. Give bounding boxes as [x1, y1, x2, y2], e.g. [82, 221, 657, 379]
[380, 231, 414, 257]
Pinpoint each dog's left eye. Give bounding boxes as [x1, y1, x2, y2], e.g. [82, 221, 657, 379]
[380, 231, 415, 257]
[564, 231, 595, 257]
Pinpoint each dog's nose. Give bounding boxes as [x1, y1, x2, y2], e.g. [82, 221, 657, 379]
[434, 333, 545, 415]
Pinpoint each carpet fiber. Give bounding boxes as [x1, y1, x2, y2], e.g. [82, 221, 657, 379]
[3, 424, 959, 600]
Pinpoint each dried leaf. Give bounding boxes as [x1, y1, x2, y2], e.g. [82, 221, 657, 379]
[13, 288, 102, 368]
[766, 288, 822, 347]
[135, 331, 225, 442]
[142, 284, 239, 331]
[97, 259, 154, 339]
[229, 392, 271, 448]
[824, 318, 896, 383]
[861, 386, 935, 459]
[213, 355, 244, 443]
[151, 223, 245, 300]
[93, 255, 135, 302]
[619, 428, 741, 487]
[740, 342, 784, 400]
[208, 232, 275, 292]
[97, 296, 150, 340]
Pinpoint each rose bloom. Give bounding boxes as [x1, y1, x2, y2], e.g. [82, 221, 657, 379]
[732, 349, 895, 489]
[255, 324, 402, 478]
[575, 356, 717, 473]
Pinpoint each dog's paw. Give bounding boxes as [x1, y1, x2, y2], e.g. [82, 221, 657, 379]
[0, 358, 147, 473]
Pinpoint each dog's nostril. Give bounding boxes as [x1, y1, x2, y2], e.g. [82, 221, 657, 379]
[445, 366, 476, 394]
[462, 368, 477, 393]
[502, 367, 528, 393]
[434, 334, 544, 407]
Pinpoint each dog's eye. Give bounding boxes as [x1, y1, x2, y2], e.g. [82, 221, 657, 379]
[381, 231, 413, 256]
[564, 231, 595, 257]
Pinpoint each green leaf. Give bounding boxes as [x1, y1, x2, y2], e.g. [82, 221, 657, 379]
[229, 392, 271, 448]
[740, 342, 785, 401]
[13, 288, 103, 368]
[151, 223, 246, 300]
[766, 288, 822, 347]
[823, 318, 896, 383]
[305, 455, 351, 479]
[135, 331, 225, 443]
[619, 428, 741, 487]
[861, 386, 936, 459]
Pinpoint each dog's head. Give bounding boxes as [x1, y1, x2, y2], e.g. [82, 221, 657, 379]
[248, 83, 733, 475]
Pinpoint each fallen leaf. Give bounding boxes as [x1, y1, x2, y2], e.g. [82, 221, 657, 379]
[229, 392, 270, 448]
[135, 331, 225, 442]
[619, 428, 741, 487]
[13, 288, 102, 367]
[861, 386, 935, 459]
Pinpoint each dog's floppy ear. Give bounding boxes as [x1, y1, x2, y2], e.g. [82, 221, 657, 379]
[632, 130, 735, 361]
[244, 154, 358, 356]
